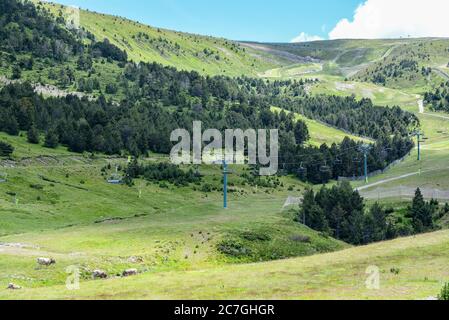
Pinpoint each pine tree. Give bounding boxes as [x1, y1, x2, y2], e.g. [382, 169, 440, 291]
[408, 188, 434, 233]
[27, 125, 40, 144]
[0, 141, 14, 157]
[367, 202, 387, 242]
[299, 189, 316, 225]
[44, 129, 59, 149]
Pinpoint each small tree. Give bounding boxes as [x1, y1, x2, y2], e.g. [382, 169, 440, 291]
[407, 188, 434, 233]
[0, 141, 14, 157]
[44, 129, 59, 149]
[27, 125, 40, 144]
[438, 282, 449, 301]
[11, 65, 22, 80]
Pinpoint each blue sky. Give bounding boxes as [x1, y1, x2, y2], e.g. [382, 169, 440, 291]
[52, 0, 362, 42]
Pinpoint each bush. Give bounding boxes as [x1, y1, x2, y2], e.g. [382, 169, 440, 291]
[30, 184, 44, 190]
[200, 183, 213, 193]
[438, 282, 449, 300]
[217, 239, 251, 257]
[241, 231, 271, 242]
[0, 141, 14, 157]
[27, 126, 40, 144]
[105, 83, 118, 94]
[44, 129, 59, 148]
[290, 234, 311, 243]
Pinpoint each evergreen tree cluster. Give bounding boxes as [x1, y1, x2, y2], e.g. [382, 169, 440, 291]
[0, 0, 127, 76]
[299, 184, 444, 245]
[125, 159, 201, 187]
[0, 0, 417, 185]
[280, 96, 417, 139]
[424, 81, 449, 113]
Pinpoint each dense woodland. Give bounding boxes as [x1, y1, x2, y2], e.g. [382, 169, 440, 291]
[0, 0, 418, 184]
[299, 183, 446, 245]
[424, 81, 449, 113]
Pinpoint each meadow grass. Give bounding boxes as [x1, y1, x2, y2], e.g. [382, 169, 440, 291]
[271, 106, 372, 146]
[2, 229, 447, 300]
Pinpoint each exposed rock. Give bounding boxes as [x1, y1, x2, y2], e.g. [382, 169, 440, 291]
[7, 283, 21, 290]
[92, 270, 108, 279]
[122, 268, 138, 277]
[37, 257, 56, 266]
[128, 256, 144, 263]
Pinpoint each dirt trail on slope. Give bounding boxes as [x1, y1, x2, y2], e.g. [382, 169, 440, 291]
[239, 42, 320, 64]
[433, 68, 449, 81]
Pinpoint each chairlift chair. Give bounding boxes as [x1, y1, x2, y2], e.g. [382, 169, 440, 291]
[107, 173, 123, 184]
[319, 161, 331, 173]
[0, 172, 7, 183]
[297, 162, 307, 175]
[333, 157, 342, 165]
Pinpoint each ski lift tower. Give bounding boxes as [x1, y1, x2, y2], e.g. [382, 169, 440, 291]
[213, 159, 233, 209]
[359, 144, 373, 184]
[411, 130, 426, 161]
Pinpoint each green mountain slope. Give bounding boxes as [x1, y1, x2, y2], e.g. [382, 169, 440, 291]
[246, 38, 449, 86]
[36, 0, 287, 77]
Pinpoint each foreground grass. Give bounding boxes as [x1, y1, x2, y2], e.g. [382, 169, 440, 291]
[2, 230, 447, 300]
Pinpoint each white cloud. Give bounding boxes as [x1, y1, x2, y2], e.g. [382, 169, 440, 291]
[329, 0, 449, 40]
[291, 32, 324, 43]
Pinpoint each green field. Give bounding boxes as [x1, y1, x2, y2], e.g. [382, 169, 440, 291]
[271, 107, 372, 146]
[2, 229, 447, 299]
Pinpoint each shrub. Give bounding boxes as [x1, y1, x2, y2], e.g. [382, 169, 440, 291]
[290, 234, 311, 243]
[241, 231, 271, 242]
[438, 282, 449, 300]
[30, 184, 44, 190]
[390, 267, 400, 275]
[44, 129, 59, 148]
[27, 126, 40, 144]
[217, 239, 251, 257]
[0, 141, 14, 157]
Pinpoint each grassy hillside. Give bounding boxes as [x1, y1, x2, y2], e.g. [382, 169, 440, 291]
[249, 38, 449, 93]
[243, 39, 407, 77]
[1, 1, 449, 301]
[351, 38, 449, 91]
[0, 134, 348, 295]
[35, 1, 286, 77]
[271, 107, 372, 146]
[2, 228, 447, 299]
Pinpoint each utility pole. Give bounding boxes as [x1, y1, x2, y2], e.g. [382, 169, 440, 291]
[359, 144, 372, 184]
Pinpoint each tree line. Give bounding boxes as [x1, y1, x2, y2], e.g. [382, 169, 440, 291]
[0, 0, 418, 185]
[299, 183, 447, 245]
[424, 81, 449, 113]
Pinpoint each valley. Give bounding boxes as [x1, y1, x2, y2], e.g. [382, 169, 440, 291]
[0, 0, 449, 301]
